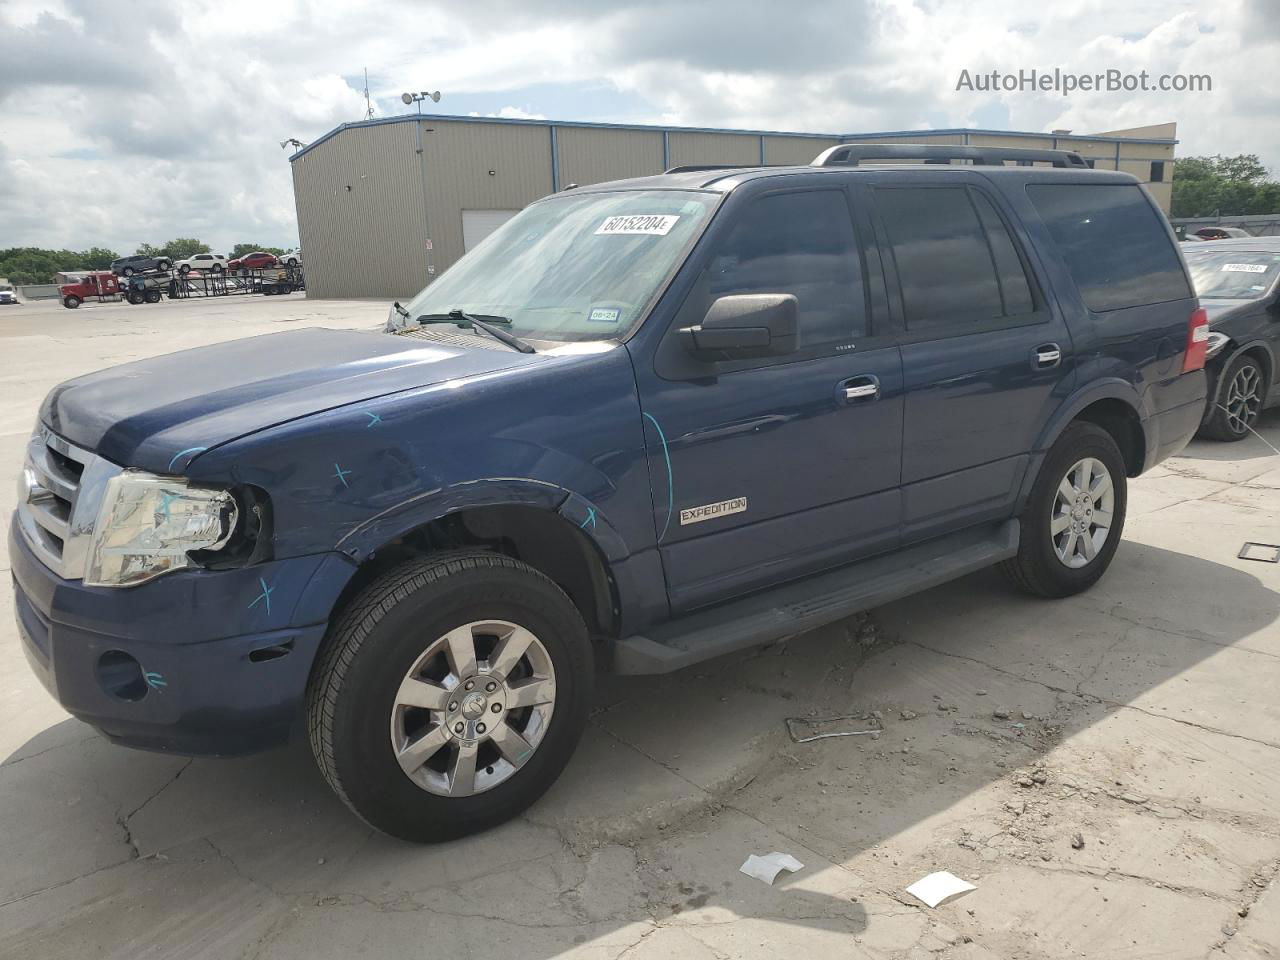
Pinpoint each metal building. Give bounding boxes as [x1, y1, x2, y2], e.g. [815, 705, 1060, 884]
[288, 116, 1178, 300]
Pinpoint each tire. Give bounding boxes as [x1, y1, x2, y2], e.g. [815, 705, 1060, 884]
[1001, 422, 1128, 598]
[212, 264, 224, 273]
[127, 290, 145, 305]
[145, 289, 162, 303]
[308, 551, 592, 842]
[63, 295, 81, 309]
[1199, 353, 1267, 442]
[286, 258, 298, 267]
[156, 260, 171, 272]
[122, 267, 135, 277]
[179, 265, 191, 275]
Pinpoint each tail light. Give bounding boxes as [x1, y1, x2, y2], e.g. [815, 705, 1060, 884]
[1182, 307, 1209, 373]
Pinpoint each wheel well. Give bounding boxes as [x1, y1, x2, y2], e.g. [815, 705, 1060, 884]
[1072, 399, 1145, 477]
[1241, 345, 1274, 387]
[327, 505, 619, 642]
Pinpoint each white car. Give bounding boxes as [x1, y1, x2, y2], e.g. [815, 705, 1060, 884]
[280, 249, 302, 267]
[174, 253, 229, 274]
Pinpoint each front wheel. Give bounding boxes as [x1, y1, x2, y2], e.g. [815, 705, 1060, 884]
[156, 259, 171, 272]
[308, 551, 592, 842]
[1200, 354, 1267, 442]
[1001, 422, 1128, 598]
[63, 295, 81, 309]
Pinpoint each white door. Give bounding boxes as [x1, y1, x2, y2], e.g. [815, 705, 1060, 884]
[461, 209, 520, 253]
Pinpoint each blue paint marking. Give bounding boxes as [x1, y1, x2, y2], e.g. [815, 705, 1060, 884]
[143, 671, 167, 690]
[167, 447, 207, 472]
[248, 577, 274, 615]
[642, 412, 674, 542]
[579, 507, 597, 530]
[333, 463, 353, 487]
[364, 412, 382, 427]
[157, 491, 179, 519]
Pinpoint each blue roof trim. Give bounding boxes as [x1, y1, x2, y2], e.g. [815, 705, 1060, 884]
[289, 114, 1177, 162]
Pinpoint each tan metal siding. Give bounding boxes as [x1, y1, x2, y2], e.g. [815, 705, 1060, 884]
[557, 127, 665, 185]
[291, 122, 429, 299]
[421, 120, 555, 278]
[668, 132, 760, 167]
[762, 136, 840, 166]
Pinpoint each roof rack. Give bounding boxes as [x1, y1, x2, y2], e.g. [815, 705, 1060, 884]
[812, 143, 1090, 169]
[663, 164, 761, 174]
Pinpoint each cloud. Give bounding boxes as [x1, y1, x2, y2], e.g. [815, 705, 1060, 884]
[1, 0, 1277, 253]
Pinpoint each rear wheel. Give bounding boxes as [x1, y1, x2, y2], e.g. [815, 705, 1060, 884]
[179, 264, 191, 275]
[212, 264, 224, 273]
[122, 267, 135, 277]
[127, 290, 145, 305]
[145, 289, 162, 303]
[156, 259, 171, 272]
[63, 295, 81, 309]
[1200, 354, 1267, 442]
[1001, 422, 1127, 598]
[308, 551, 592, 842]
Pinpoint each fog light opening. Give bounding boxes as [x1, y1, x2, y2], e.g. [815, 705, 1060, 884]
[97, 650, 148, 702]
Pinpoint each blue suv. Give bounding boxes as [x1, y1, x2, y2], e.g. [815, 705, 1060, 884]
[12, 145, 1207, 841]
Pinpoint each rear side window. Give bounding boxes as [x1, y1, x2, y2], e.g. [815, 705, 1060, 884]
[708, 190, 866, 346]
[875, 186, 1036, 330]
[1027, 183, 1191, 312]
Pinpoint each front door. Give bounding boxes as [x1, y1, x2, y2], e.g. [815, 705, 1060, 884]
[868, 177, 1077, 541]
[632, 185, 904, 614]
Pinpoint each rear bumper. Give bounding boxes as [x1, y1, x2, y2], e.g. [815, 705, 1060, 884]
[1143, 387, 1207, 470]
[9, 516, 350, 757]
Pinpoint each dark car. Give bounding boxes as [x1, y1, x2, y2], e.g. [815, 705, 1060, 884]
[1193, 226, 1254, 241]
[110, 254, 172, 276]
[1181, 236, 1280, 440]
[229, 251, 280, 271]
[13, 145, 1207, 843]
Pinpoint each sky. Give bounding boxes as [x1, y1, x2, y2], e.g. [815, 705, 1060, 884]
[1, 0, 1277, 255]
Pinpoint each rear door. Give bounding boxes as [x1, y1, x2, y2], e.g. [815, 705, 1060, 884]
[868, 174, 1076, 542]
[635, 182, 904, 613]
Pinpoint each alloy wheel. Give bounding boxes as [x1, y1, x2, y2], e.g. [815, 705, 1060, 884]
[389, 620, 557, 797]
[1051, 457, 1115, 569]
[1224, 364, 1263, 435]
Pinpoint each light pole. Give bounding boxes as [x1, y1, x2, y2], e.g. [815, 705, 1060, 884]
[401, 91, 441, 116]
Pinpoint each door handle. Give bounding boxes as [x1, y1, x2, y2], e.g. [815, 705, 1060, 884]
[1033, 343, 1062, 369]
[838, 375, 881, 403]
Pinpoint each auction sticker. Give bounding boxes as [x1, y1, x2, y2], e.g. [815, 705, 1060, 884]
[596, 214, 680, 236]
[588, 307, 621, 323]
[1222, 263, 1269, 273]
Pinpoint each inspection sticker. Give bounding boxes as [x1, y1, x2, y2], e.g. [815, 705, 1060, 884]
[588, 307, 621, 323]
[1222, 263, 1269, 273]
[596, 214, 680, 236]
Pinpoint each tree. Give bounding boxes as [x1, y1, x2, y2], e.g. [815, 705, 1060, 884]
[162, 238, 211, 259]
[0, 246, 121, 284]
[1172, 154, 1280, 218]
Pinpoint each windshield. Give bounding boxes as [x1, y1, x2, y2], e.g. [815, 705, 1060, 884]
[1184, 250, 1280, 299]
[401, 190, 717, 343]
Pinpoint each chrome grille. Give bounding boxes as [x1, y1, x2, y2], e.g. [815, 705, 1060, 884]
[16, 428, 120, 580]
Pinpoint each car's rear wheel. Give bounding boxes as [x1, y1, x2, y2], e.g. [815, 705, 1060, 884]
[1001, 422, 1127, 598]
[63, 295, 81, 309]
[179, 264, 191, 275]
[156, 259, 171, 272]
[122, 267, 135, 277]
[212, 264, 224, 273]
[308, 551, 592, 842]
[1200, 353, 1266, 442]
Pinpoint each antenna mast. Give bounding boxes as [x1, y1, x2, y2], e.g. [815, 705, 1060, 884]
[363, 68, 374, 120]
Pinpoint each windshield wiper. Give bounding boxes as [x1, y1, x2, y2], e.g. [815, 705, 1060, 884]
[413, 310, 536, 354]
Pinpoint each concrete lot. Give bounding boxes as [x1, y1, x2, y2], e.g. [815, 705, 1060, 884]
[1, 294, 1279, 959]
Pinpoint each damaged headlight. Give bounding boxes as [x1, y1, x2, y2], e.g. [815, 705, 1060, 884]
[85, 472, 239, 587]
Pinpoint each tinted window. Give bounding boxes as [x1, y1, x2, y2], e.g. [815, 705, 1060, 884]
[876, 186, 1035, 329]
[708, 190, 865, 346]
[1028, 183, 1191, 312]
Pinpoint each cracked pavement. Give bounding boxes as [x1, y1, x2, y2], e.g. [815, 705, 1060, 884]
[2, 296, 1280, 958]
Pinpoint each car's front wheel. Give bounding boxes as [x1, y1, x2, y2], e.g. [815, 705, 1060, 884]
[1200, 353, 1267, 442]
[1002, 422, 1127, 598]
[308, 551, 592, 842]
[156, 259, 171, 272]
[63, 295, 81, 309]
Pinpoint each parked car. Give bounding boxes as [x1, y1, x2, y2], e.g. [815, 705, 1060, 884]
[1181, 236, 1280, 440]
[0, 281, 17, 305]
[12, 146, 1207, 843]
[280, 249, 302, 267]
[174, 253, 229, 275]
[1193, 226, 1254, 241]
[229, 251, 280, 271]
[110, 254, 171, 276]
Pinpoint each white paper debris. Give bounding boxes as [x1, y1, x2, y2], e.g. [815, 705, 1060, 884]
[739, 852, 805, 885]
[905, 871, 977, 908]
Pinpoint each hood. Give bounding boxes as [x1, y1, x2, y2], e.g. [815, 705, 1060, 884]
[1199, 298, 1257, 326]
[41, 328, 541, 471]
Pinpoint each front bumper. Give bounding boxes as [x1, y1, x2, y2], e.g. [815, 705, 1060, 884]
[9, 516, 353, 756]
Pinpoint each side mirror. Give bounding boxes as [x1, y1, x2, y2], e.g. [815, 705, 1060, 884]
[679, 294, 798, 362]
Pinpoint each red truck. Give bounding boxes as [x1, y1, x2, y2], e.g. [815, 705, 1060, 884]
[60, 272, 122, 309]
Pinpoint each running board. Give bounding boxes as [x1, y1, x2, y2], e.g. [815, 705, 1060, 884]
[612, 519, 1019, 675]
